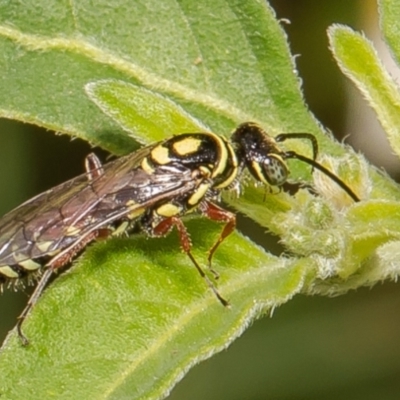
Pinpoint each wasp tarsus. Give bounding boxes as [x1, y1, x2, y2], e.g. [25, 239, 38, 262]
[0, 122, 360, 344]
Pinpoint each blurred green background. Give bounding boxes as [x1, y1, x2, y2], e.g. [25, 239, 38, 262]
[2, 1, 400, 399]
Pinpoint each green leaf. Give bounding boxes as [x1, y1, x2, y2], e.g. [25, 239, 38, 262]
[0, 0, 332, 154]
[0, 1, 322, 398]
[379, 0, 400, 64]
[323, 7, 400, 288]
[2, 1, 400, 399]
[85, 80, 207, 144]
[328, 24, 400, 158]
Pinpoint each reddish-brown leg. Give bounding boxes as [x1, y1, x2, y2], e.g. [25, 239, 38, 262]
[153, 216, 229, 306]
[199, 201, 236, 274]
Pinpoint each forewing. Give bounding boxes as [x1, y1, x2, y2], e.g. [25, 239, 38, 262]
[0, 171, 96, 267]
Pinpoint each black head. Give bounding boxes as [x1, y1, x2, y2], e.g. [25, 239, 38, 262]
[231, 122, 289, 186]
[231, 122, 360, 202]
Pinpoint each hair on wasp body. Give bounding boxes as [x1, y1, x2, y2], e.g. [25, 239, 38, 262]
[0, 122, 360, 345]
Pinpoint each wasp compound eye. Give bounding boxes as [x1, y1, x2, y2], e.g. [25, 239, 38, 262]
[258, 154, 289, 186]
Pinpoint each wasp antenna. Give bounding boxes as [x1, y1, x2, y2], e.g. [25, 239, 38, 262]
[275, 133, 319, 163]
[284, 151, 360, 203]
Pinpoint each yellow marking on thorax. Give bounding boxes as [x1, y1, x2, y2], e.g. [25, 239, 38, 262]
[172, 137, 202, 155]
[151, 145, 171, 165]
[0, 266, 19, 278]
[156, 203, 182, 217]
[214, 170, 237, 189]
[212, 135, 239, 189]
[141, 157, 155, 174]
[209, 133, 229, 179]
[188, 183, 211, 206]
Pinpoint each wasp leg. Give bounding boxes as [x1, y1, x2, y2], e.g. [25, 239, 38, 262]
[16, 230, 102, 345]
[153, 216, 229, 307]
[199, 201, 236, 277]
[85, 153, 104, 181]
[16, 268, 54, 346]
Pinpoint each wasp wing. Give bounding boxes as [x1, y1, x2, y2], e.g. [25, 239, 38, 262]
[0, 145, 200, 267]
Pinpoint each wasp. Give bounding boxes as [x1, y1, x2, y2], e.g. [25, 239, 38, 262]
[0, 122, 360, 344]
